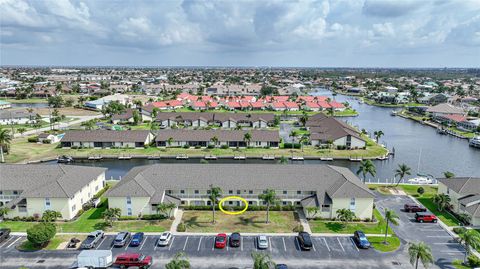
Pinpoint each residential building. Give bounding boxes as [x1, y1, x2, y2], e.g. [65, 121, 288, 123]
[106, 164, 374, 220]
[37, 133, 61, 144]
[426, 103, 465, 117]
[155, 129, 280, 148]
[437, 177, 480, 226]
[60, 130, 154, 148]
[111, 109, 135, 124]
[153, 112, 275, 129]
[0, 109, 36, 125]
[306, 114, 366, 149]
[1, 164, 106, 220]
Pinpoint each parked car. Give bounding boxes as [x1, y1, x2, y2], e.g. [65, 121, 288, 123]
[157, 232, 172, 247]
[113, 232, 131, 247]
[276, 265, 288, 269]
[297, 232, 312, 250]
[215, 233, 227, 249]
[130, 232, 144, 247]
[230, 232, 241, 247]
[257, 235, 268, 249]
[0, 228, 11, 243]
[415, 212, 438, 223]
[113, 253, 152, 269]
[404, 204, 427, 213]
[71, 250, 113, 269]
[81, 230, 105, 249]
[353, 231, 371, 249]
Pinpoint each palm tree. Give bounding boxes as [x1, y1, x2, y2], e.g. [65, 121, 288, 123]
[81, 120, 96, 130]
[336, 208, 355, 222]
[209, 185, 222, 224]
[356, 159, 376, 183]
[289, 130, 298, 152]
[459, 229, 480, 263]
[251, 252, 276, 269]
[326, 107, 334, 116]
[156, 202, 176, 218]
[210, 136, 219, 147]
[243, 132, 252, 147]
[0, 128, 12, 163]
[17, 127, 27, 136]
[299, 134, 309, 152]
[42, 210, 62, 222]
[443, 171, 455, 179]
[373, 130, 384, 143]
[408, 242, 434, 269]
[306, 207, 319, 219]
[394, 164, 412, 186]
[299, 112, 309, 127]
[165, 252, 190, 269]
[167, 137, 174, 147]
[278, 155, 288, 164]
[432, 194, 451, 212]
[102, 208, 121, 227]
[0, 206, 12, 218]
[258, 189, 279, 223]
[383, 209, 399, 244]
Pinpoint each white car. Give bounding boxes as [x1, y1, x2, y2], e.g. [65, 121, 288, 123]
[157, 232, 172, 246]
[408, 177, 433, 184]
[257, 235, 268, 249]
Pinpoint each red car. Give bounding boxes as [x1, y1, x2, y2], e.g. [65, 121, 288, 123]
[113, 253, 152, 269]
[404, 204, 427, 213]
[215, 233, 227, 249]
[415, 212, 438, 223]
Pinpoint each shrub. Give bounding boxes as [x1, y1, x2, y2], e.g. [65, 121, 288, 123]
[42, 139, 51, 144]
[453, 227, 466, 235]
[283, 143, 301, 149]
[207, 144, 215, 149]
[142, 214, 166, 220]
[183, 144, 190, 149]
[417, 187, 425, 196]
[27, 136, 39, 143]
[220, 144, 229, 149]
[468, 255, 480, 267]
[292, 225, 304, 232]
[177, 222, 186, 232]
[195, 145, 202, 149]
[27, 223, 56, 247]
[118, 216, 138, 221]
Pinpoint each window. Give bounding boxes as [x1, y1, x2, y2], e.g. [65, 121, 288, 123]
[72, 204, 76, 211]
[282, 201, 288, 205]
[297, 191, 301, 195]
[126, 197, 131, 205]
[350, 198, 356, 212]
[248, 201, 253, 205]
[283, 191, 287, 195]
[0, 191, 2, 195]
[237, 190, 241, 194]
[95, 186, 99, 191]
[321, 204, 330, 212]
[45, 197, 51, 207]
[249, 190, 253, 194]
[229, 190, 233, 194]
[194, 190, 199, 194]
[13, 191, 18, 195]
[229, 201, 233, 205]
[127, 208, 132, 216]
[180, 190, 185, 194]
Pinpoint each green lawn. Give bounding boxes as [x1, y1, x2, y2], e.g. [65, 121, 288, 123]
[181, 211, 300, 233]
[369, 235, 401, 252]
[333, 108, 358, 117]
[398, 185, 438, 197]
[16, 234, 87, 251]
[416, 197, 459, 226]
[1, 199, 172, 233]
[452, 260, 471, 269]
[309, 209, 393, 234]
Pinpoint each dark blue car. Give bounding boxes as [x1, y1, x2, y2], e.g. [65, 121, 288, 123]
[130, 232, 144, 247]
[353, 230, 371, 249]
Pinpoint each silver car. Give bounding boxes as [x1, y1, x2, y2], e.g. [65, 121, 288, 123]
[157, 232, 172, 246]
[257, 235, 268, 249]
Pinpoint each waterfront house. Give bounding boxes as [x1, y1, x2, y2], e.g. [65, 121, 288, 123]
[37, 132, 61, 144]
[106, 164, 374, 220]
[0, 109, 36, 125]
[306, 114, 366, 149]
[437, 177, 480, 226]
[60, 130, 154, 148]
[155, 129, 280, 148]
[111, 108, 135, 124]
[154, 112, 275, 129]
[427, 103, 465, 117]
[0, 164, 106, 220]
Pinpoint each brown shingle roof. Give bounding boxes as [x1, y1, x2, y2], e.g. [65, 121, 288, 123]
[155, 129, 279, 142]
[61, 130, 151, 143]
[154, 112, 275, 123]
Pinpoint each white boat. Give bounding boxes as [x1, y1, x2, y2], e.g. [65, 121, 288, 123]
[320, 157, 333, 161]
[176, 154, 188, 160]
[262, 155, 275, 160]
[291, 156, 304, 161]
[470, 136, 480, 148]
[376, 155, 388, 160]
[233, 155, 246, 160]
[407, 177, 433, 185]
[204, 155, 218, 160]
[390, 110, 398, 116]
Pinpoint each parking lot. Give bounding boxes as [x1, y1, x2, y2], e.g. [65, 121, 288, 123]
[376, 194, 466, 268]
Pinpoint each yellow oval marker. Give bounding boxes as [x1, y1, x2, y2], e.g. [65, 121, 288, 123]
[218, 196, 248, 215]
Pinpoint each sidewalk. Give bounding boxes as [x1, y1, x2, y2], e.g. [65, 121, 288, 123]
[170, 209, 184, 232]
[296, 209, 312, 233]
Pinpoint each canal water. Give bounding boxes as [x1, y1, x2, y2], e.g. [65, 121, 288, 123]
[54, 89, 480, 181]
[10, 103, 49, 108]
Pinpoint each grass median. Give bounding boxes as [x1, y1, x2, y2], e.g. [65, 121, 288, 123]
[368, 236, 401, 252]
[181, 210, 301, 233]
[309, 209, 392, 234]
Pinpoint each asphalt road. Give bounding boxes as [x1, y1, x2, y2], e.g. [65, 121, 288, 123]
[0, 234, 409, 269]
[375, 194, 465, 269]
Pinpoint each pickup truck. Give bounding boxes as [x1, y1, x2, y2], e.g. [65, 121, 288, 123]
[113, 253, 152, 269]
[81, 230, 105, 249]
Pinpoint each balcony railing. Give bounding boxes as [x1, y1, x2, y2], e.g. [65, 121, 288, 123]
[0, 195, 20, 201]
[173, 193, 310, 200]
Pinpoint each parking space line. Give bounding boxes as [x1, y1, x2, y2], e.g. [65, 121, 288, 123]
[0, 237, 15, 248]
[96, 236, 107, 249]
[183, 237, 189, 251]
[282, 237, 286, 252]
[312, 240, 316, 252]
[139, 236, 148, 250]
[441, 250, 466, 253]
[169, 236, 175, 251]
[197, 237, 202, 251]
[154, 238, 158, 251]
[7, 237, 22, 248]
[124, 240, 129, 250]
[212, 237, 215, 251]
[337, 238, 345, 252]
[241, 237, 244, 251]
[294, 237, 300, 250]
[427, 236, 452, 238]
[433, 242, 460, 245]
[323, 238, 330, 252]
[350, 238, 359, 252]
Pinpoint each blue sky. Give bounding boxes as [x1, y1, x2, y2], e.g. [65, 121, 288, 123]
[1, 0, 479, 67]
